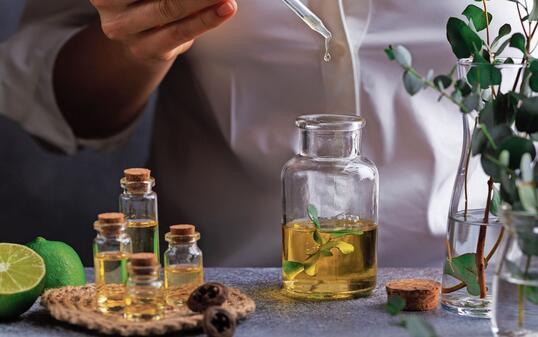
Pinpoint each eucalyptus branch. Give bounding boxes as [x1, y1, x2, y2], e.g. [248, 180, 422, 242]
[482, 0, 491, 46]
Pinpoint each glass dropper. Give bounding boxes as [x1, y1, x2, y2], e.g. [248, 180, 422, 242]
[282, 0, 333, 61]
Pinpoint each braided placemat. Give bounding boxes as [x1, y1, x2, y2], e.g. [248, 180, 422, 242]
[41, 285, 256, 336]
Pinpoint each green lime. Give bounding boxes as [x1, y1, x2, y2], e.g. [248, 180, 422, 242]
[26, 237, 86, 290]
[0, 243, 46, 320]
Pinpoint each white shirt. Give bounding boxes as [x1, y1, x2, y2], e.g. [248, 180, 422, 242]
[0, 0, 515, 267]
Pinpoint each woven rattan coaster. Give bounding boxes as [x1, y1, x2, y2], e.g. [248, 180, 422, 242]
[41, 285, 256, 336]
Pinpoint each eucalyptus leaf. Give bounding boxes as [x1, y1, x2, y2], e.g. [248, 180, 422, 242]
[462, 5, 493, 32]
[387, 295, 406, 316]
[463, 93, 481, 113]
[517, 182, 537, 214]
[434, 75, 452, 90]
[403, 71, 424, 96]
[498, 137, 537, 170]
[521, 153, 534, 183]
[529, 0, 538, 21]
[282, 261, 304, 280]
[444, 253, 485, 296]
[510, 33, 527, 54]
[304, 253, 320, 276]
[313, 231, 322, 245]
[320, 240, 355, 255]
[491, 23, 512, 48]
[516, 227, 538, 256]
[385, 46, 395, 60]
[530, 74, 538, 92]
[394, 45, 412, 68]
[307, 204, 321, 229]
[467, 63, 502, 88]
[426, 69, 434, 83]
[329, 229, 364, 239]
[490, 187, 502, 216]
[516, 97, 538, 133]
[446, 17, 483, 58]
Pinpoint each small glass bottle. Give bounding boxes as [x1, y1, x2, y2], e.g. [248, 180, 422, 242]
[164, 224, 204, 306]
[93, 212, 132, 313]
[119, 168, 160, 261]
[124, 253, 164, 321]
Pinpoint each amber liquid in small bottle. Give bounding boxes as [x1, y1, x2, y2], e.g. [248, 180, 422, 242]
[124, 285, 164, 321]
[164, 264, 204, 306]
[94, 251, 129, 313]
[124, 253, 164, 321]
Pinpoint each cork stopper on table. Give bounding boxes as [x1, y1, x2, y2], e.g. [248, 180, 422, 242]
[385, 279, 441, 311]
[124, 168, 151, 182]
[170, 224, 196, 235]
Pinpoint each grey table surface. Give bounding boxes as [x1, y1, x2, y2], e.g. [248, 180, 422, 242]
[0, 268, 492, 337]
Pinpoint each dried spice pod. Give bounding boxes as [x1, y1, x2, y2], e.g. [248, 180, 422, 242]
[202, 307, 236, 337]
[187, 283, 229, 313]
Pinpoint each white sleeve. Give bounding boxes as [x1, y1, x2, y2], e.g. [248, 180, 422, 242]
[0, 0, 138, 154]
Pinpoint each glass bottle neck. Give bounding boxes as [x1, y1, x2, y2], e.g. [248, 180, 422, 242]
[121, 179, 155, 195]
[300, 130, 361, 159]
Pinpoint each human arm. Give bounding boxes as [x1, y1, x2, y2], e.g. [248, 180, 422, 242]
[54, 0, 237, 139]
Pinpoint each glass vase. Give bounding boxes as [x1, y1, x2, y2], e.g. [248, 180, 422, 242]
[441, 59, 524, 318]
[281, 114, 379, 300]
[491, 207, 538, 337]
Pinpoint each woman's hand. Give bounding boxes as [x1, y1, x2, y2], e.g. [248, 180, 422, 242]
[90, 0, 237, 62]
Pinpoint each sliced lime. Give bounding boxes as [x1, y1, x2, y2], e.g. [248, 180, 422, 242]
[0, 243, 46, 320]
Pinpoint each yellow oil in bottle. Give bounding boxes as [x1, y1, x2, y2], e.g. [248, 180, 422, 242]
[126, 220, 160, 259]
[94, 251, 129, 313]
[124, 286, 165, 321]
[164, 264, 204, 306]
[282, 219, 377, 300]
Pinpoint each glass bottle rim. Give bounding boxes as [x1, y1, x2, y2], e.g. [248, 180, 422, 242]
[457, 57, 526, 69]
[165, 232, 200, 244]
[295, 114, 365, 132]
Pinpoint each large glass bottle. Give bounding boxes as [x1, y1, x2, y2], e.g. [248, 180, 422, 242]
[93, 212, 132, 313]
[119, 168, 160, 261]
[281, 114, 379, 300]
[441, 60, 521, 318]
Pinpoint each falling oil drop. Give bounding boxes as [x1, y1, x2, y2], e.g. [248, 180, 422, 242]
[323, 37, 332, 63]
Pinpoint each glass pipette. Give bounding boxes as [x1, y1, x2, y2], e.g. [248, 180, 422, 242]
[282, 0, 333, 61]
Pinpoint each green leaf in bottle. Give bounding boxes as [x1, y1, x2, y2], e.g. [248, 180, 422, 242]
[444, 253, 487, 296]
[282, 261, 305, 280]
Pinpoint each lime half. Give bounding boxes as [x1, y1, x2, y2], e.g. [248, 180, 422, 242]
[0, 243, 46, 320]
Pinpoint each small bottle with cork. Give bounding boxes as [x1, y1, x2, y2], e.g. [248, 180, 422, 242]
[93, 212, 132, 313]
[119, 168, 160, 261]
[164, 224, 204, 306]
[124, 253, 164, 321]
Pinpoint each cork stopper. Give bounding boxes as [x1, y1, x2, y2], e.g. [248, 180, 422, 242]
[129, 253, 158, 267]
[170, 224, 196, 235]
[95, 213, 125, 234]
[98, 213, 125, 224]
[124, 168, 151, 182]
[386, 279, 441, 312]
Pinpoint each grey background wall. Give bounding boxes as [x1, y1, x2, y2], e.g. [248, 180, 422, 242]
[0, 1, 154, 264]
